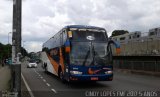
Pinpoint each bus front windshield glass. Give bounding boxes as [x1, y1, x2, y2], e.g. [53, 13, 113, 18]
[92, 42, 110, 66]
[70, 42, 92, 66]
[70, 42, 110, 66]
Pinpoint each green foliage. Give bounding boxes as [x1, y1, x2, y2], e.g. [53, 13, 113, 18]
[28, 52, 36, 59]
[0, 43, 11, 64]
[0, 42, 28, 64]
[21, 47, 28, 57]
[111, 30, 129, 37]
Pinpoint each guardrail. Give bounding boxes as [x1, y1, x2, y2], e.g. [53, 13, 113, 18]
[113, 60, 160, 72]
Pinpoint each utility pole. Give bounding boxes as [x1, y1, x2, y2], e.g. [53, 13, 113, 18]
[12, 0, 21, 62]
[8, 32, 12, 58]
[12, 0, 21, 97]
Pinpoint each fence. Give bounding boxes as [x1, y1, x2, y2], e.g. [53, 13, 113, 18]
[113, 60, 160, 72]
[112, 36, 160, 56]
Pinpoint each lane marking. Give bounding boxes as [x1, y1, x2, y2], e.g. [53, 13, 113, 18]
[21, 73, 35, 97]
[34, 69, 37, 73]
[33, 69, 39, 74]
[51, 89, 57, 93]
[32, 68, 57, 94]
[36, 72, 39, 75]
[46, 83, 50, 87]
[43, 79, 46, 82]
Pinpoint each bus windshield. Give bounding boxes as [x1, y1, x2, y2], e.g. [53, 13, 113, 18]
[70, 42, 92, 66]
[70, 42, 110, 66]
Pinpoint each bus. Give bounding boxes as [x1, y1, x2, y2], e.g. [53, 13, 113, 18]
[41, 25, 120, 82]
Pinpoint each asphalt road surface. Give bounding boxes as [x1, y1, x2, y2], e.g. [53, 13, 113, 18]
[21, 61, 160, 97]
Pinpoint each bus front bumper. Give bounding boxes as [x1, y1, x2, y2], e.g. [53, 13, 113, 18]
[69, 74, 113, 81]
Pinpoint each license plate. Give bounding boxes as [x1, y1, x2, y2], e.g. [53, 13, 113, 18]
[91, 77, 98, 80]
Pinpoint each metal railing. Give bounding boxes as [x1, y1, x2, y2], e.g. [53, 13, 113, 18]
[113, 60, 160, 72]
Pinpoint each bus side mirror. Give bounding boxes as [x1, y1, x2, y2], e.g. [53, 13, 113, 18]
[108, 40, 121, 55]
[65, 46, 71, 53]
[115, 47, 120, 55]
[64, 40, 71, 53]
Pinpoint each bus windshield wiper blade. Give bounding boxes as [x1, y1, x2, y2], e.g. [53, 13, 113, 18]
[82, 49, 90, 66]
[89, 45, 95, 66]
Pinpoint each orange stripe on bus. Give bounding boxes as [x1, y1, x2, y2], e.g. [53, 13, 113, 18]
[47, 54, 59, 75]
[116, 48, 121, 55]
[88, 68, 94, 75]
[59, 48, 65, 73]
[65, 46, 71, 53]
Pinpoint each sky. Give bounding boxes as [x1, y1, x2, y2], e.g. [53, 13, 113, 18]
[0, 0, 160, 52]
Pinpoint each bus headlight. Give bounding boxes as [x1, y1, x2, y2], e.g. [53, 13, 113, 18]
[70, 71, 82, 75]
[105, 71, 113, 74]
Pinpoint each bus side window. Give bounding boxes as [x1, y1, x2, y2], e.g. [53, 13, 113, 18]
[60, 32, 63, 45]
[51, 48, 60, 62]
[63, 30, 67, 44]
[63, 30, 67, 61]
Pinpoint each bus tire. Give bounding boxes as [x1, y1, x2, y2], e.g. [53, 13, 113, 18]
[42, 63, 45, 68]
[44, 63, 47, 72]
[58, 67, 65, 82]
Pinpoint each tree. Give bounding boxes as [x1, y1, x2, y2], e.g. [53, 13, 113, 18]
[111, 30, 129, 37]
[0, 42, 28, 64]
[0, 43, 11, 64]
[21, 47, 28, 57]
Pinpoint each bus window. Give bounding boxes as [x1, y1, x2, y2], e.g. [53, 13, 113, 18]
[60, 33, 63, 45]
[50, 48, 60, 62]
[63, 30, 67, 43]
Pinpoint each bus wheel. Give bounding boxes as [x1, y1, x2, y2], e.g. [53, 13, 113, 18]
[44, 63, 47, 72]
[42, 63, 45, 68]
[58, 69, 65, 82]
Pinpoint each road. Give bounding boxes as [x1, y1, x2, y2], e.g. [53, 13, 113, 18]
[21, 61, 160, 97]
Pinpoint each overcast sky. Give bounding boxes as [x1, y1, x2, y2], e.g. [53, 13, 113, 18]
[0, 0, 160, 52]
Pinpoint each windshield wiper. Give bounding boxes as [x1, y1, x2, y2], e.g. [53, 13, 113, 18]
[82, 48, 90, 66]
[91, 44, 110, 66]
[90, 45, 95, 65]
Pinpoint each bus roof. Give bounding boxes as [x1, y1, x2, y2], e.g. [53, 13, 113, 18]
[64, 25, 105, 30]
[43, 25, 106, 47]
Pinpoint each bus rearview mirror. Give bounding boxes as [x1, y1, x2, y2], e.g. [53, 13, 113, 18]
[65, 46, 71, 53]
